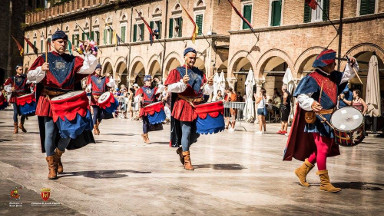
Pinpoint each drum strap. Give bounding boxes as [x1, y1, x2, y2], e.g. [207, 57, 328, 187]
[317, 109, 334, 115]
[178, 94, 204, 108]
[42, 88, 68, 98]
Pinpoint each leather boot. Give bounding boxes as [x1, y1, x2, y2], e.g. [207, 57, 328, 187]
[141, 133, 150, 144]
[176, 147, 184, 165]
[317, 170, 341, 193]
[93, 124, 99, 135]
[46, 156, 57, 180]
[294, 158, 314, 187]
[18, 122, 27, 133]
[54, 148, 64, 174]
[182, 151, 194, 171]
[96, 120, 101, 134]
[13, 123, 18, 134]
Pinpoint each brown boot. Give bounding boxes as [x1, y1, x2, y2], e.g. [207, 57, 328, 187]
[54, 148, 65, 174]
[294, 158, 314, 187]
[96, 120, 101, 134]
[317, 170, 341, 193]
[182, 151, 194, 171]
[18, 122, 27, 133]
[13, 123, 18, 134]
[46, 156, 57, 180]
[176, 147, 184, 165]
[141, 133, 150, 144]
[93, 125, 99, 135]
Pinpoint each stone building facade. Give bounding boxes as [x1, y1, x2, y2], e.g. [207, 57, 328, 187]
[23, 0, 383, 99]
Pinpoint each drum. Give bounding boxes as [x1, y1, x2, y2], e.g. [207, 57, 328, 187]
[50, 91, 93, 139]
[0, 92, 8, 110]
[98, 92, 119, 114]
[142, 101, 166, 125]
[16, 93, 36, 115]
[194, 101, 225, 134]
[330, 106, 364, 146]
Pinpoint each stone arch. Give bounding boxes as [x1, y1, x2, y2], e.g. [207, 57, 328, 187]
[228, 50, 256, 77]
[102, 60, 113, 76]
[129, 56, 146, 74]
[130, 61, 146, 86]
[195, 0, 205, 7]
[164, 51, 183, 68]
[294, 46, 326, 78]
[149, 60, 161, 78]
[173, 3, 181, 11]
[153, 6, 162, 15]
[116, 60, 128, 87]
[195, 58, 206, 72]
[256, 48, 294, 79]
[164, 58, 181, 80]
[345, 43, 384, 67]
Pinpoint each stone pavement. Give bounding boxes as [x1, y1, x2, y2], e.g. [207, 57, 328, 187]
[0, 108, 383, 216]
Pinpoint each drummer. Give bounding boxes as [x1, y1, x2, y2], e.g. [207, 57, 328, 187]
[135, 75, 162, 144]
[283, 49, 358, 192]
[164, 47, 214, 171]
[86, 64, 115, 135]
[27, 30, 98, 180]
[3, 65, 31, 133]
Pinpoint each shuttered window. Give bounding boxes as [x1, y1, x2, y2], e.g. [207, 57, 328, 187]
[360, 0, 375, 15]
[34, 41, 36, 52]
[40, 39, 43, 52]
[175, 17, 183, 37]
[103, 29, 107, 44]
[150, 21, 154, 40]
[271, 0, 282, 26]
[139, 24, 144, 41]
[304, 2, 311, 23]
[196, 14, 203, 35]
[133, 24, 137, 42]
[322, 0, 329, 21]
[156, 21, 162, 39]
[169, 18, 173, 38]
[26, 42, 29, 53]
[242, 5, 252, 29]
[121, 26, 126, 43]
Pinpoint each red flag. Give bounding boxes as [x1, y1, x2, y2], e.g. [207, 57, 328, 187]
[135, 9, 155, 45]
[23, 36, 38, 54]
[228, 0, 253, 30]
[180, 4, 198, 43]
[305, 0, 318, 10]
[11, 35, 23, 56]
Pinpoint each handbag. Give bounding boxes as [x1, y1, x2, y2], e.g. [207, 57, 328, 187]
[305, 111, 316, 124]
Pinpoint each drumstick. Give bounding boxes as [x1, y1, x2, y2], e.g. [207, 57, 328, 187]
[318, 82, 323, 103]
[45, 39, 48, 62]
[346, 56, 363, 84]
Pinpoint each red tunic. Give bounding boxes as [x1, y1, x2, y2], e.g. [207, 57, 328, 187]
[135, 86, 159, 117]
[28, 52, 87, 117]
[86, 73, 110, 106]
[164, 66, 207, 122]
[3, 74, 31, 103]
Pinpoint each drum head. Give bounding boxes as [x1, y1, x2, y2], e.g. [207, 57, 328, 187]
[98, 92, 111, 103]
[51, 91, 84, 101]
[17, 92, 34, 99]
[330, 107, 364, 132]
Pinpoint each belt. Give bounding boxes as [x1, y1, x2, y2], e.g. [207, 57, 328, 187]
[178, 94, 204, 107]
[42, 88, 68, 97]
[317, 109, 334, 115]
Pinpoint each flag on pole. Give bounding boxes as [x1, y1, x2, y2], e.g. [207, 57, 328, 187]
[227, 0, 254, 30]
[23, 36, 38, 54]
[11, 35, 23, 56]
[135, 9, 155, 45]
[180, 4, 198, 43]
[305, 0, 318, 10]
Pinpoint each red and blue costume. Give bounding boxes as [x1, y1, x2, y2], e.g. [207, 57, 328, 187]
[283, 49, 357, 192]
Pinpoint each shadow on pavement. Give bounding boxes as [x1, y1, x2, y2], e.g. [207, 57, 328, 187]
[105, 133, 136, 136]
[59, 169, 151, 179]
[0, 139, 12, 142]
[333, 182, 384, 190]
[194, 164, 246, 170]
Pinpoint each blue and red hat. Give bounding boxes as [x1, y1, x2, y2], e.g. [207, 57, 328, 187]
[144, 75, 152, 82]
[312, 49, 336, 68]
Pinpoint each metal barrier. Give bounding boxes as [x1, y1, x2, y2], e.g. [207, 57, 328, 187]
[223, 101, 247, 131]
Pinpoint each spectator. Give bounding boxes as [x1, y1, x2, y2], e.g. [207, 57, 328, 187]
[255, 88, 267, 134]
[277, 85, 291, 135]
[216, 90, 223, 101]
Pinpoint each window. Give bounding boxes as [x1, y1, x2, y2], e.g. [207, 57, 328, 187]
[103, 28, 112, 45]
[150, 20, 162, 39]
[304, 0, 329, 23]
[242, 4, 252, 29]
[26, 39, 29, 53]
[72, 34, 79, 47]
[90, 31, 100, 44]
[133, 24, 144, 42]
[120, 26, 126, 43]
[169, 17, 183, 38]
[195, 14, 203, 35]
[359, 0, 375, 15]
[33, 41, 36, 52]
[270, 0, 282, 26]
[40, 39, 43, 52]
[82, 32, 90, 41]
